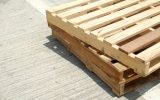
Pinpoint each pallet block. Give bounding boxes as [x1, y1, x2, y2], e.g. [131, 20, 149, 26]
[47, 0, 160, 76]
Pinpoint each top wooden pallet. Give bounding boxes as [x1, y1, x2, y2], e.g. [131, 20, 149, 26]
[46, 0, 160, 76]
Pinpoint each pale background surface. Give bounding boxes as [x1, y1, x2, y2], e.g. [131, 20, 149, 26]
[0, 0, 160, 100]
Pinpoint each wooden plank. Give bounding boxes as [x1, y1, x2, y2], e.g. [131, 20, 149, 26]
[136, 42, 160, 62]
[104, 14, 160, 45]
[120, 28, 160, 54]
[79, 0, 160, 31]
[69, 0, 140, 24]
[91, 6, 160, 37]
[48, 0, 91, 13]
[57, 0, 119, 19]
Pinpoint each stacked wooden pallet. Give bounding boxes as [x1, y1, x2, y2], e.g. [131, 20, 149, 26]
[46, 0, 160, 96]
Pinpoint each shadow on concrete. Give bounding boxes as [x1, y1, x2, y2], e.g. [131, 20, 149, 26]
[44, 35, 160, 100]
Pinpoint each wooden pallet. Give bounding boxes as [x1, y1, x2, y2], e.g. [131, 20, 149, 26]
[47, 0, 160, 76]
[49, 25, 160, 96]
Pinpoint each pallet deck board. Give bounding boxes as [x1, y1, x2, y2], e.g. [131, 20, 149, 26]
[92, 6, 160, 37]
[104, 14, 160, 45]
[58, 0, 120, 19]
[120, 28, 160, 54]
[47, 0, 160, 76]
[69, 0, 140, 24]
[79, 0, 159, 31]
[136, 42, 160, 62]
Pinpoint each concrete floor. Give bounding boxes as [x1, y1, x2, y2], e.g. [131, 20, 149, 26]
[0, 0, 160, 100]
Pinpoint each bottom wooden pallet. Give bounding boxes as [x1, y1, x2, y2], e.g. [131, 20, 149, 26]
[49, 25, 159, 96]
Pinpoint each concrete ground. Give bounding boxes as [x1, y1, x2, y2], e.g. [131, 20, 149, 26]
[0, 0, 160, 100]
